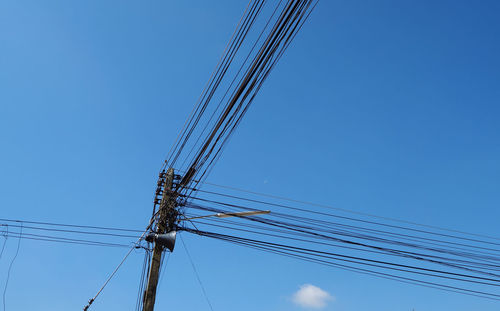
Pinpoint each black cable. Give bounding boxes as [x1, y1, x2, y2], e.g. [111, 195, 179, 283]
[3, 223, 22, 311]
[189, 190, 500, 248]
[186, 201, 500, 266]
[179, 0, 284, 172]
[180, 235, 215, 311]
[181, 227, 500, 286]
[187, 217, 500, 273]
[195, 180, 500, 242]
[136, 246, 152, 311]
[0, 225, 7, 261]
[183, 227, 500, 300]
[182, 206, 500, 285]
[204, 230, 500, 301]
[187, 203, 500, 266]
[4, 232, 130, 248]
[4, 223, 140, 239]
[135, 250, 149, 311]
[156, 252, 171, 294]
[175, 0, 318, 196]
[224, 236, 500, 301]
[170, 0, 266, 169]
[0, 218, 143, 233]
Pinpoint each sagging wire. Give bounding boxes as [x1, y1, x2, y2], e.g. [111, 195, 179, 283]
[2, 223, 21, 311]
[83, 221, 154, 311]
[180, 235, 215, 311]
[0, 225, 7, 261]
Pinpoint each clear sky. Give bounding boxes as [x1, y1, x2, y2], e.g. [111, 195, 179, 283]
[1, 1, 499, 310]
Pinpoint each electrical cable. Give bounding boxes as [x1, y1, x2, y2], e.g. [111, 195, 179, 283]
[0, 225, 7, 261]
[183, 227, 500, 301]
[186, 202, 500, 264]
[2, 223, 21, 311]
[192, 181, 500, 242]
[0, 218, 143, 233]
[3, 231, 130, 248]
[189, 191, 500, 247]
[83, 221, 154, 311]
[4, 223, 140, 239]
[180, 235, 215, 311]
[187, 216, 500, 273]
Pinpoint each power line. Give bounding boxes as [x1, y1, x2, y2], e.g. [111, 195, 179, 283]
[3, 231, 130, 248]
[180, 235, 215, 311]
[189, 190, 500, 247]
[4, 223, 140, 239]
[0, 218, 143, 233]
[135, 249, 152, 311]
[186, 202, 500, 263]
[183, 227, 500, 301]
[179, 203, 500, 294]
[181, 226, 500, 286]
[83, 224, 153, 311]
[161, 0, 318, 201]
[181, 0, 319, 199]
[194, 181, 500, 242]
[0, 225, 7, 261]
[3, 223, 22, 311]
[186, 216, 500, 273]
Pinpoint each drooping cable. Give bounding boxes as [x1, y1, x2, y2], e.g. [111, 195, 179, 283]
[180, 235, 215, 311]
[0, 225, 7, 261]
[2, 223, 21, 311]
[83, 221, 154, 311]
[182, 227, 500, 301]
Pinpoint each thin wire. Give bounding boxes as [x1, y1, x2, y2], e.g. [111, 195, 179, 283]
[180, 235, 215, 311]
[0, 225, 7, 261]
[197, 182, 500, 241]
[188, 208, 500, 282]
[188, 218, 500, 273]
[164, 0, 255, 170]
[182, 227, 500, 286]
[179, 0, 282, 171]
[136, 246, 153, 311]
[3, 232, 130, 248]
[83, 223, 153, 311]
[3, 223, 21, 311]
[0, 218, 143, 233]
[187, 202, 500, 264]
[208, 231, 500, 301]
[189, 193, 500, 248]
[156, 252, 171, 292]
[4, 224, 140, 239]
[184, 227, 500, 300]
[177, 0, 317, 195]
[135, 249, 150, 311]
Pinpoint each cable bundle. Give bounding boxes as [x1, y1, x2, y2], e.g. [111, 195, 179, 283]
[160, 0, 318, 202]
[179, 184, 500, 301]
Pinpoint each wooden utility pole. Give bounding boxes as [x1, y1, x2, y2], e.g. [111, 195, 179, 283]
[142, 168, 175, 311]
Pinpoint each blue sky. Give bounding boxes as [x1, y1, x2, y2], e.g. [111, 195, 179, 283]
[1, 0, 499, 310]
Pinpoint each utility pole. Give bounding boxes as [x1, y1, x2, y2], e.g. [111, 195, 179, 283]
[142, 168, 176, 311]
[139, 168, 268, 311]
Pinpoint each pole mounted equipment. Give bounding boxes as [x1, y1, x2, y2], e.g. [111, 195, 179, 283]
[145, 231, 177, 253]
[142, 168, 177, 311]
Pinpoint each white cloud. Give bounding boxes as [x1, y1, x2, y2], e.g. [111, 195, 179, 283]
[292, 284, 333, 309]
